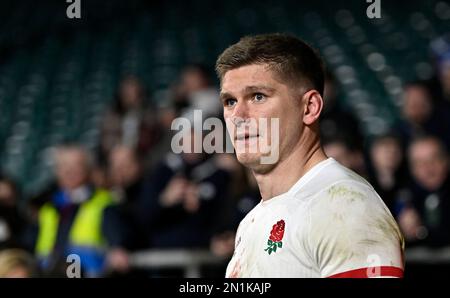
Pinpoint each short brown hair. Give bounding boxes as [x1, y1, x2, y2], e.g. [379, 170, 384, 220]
[215, 33, 325, 96]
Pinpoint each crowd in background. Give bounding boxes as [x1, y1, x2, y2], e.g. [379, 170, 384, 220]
[1, 36, 450, 277]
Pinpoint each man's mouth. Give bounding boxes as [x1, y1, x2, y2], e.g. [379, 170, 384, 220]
[235, 134, 259, 141]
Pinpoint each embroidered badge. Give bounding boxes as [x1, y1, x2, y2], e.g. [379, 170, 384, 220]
[264, 220, 285, 255]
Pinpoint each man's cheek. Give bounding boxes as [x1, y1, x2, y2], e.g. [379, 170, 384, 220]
[224, 121, 237, 143]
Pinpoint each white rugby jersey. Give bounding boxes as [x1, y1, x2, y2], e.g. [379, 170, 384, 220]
[226, 158, 405, 278]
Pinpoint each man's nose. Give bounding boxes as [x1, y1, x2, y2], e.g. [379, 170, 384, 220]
[231, 101, 249, 126]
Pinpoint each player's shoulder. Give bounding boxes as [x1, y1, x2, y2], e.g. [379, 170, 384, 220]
[279, 159, 385, 228]
[290, 158, 376, 203]
[302, 165, 402, 244]
[288, 158, 393, 220]
[310, 178, 383, 212]
[304, 163, 393, 225]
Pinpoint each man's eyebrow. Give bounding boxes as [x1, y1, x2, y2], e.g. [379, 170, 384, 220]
[219, 91, 234, 101]
[243, 85, 276, 94]
[220, 85, 276, 101]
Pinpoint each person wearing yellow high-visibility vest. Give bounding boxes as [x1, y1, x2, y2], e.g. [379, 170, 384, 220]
[34, 145, 116, 277]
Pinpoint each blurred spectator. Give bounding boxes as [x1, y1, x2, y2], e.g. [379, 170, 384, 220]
[90, 162, 110, 190]
[171, 64, 222, 119]
[0, 249, 37, 278]
[438, 54, 450, 102]
[0, 175, 26, 250]
[367, 134, 409, 213]
[101, 145, 149, 275]
[28, 145, 116, 277]
[24, 183, 58, 231]
[323, 136, 367, 178]
[320, 70, 363, 152]
[211, 167, 260, 259]
[395, 81, 450, 149]
[430, 34, 450, 102]
[397, 136, 450, 247]
[136, 129, 231, 252]
[99, 75, 160, 164]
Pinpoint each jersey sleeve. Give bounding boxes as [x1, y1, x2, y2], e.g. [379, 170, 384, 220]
[306, 180, 405, 278]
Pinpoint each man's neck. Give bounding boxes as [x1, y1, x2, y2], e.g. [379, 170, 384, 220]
[254, 139, 327, 201]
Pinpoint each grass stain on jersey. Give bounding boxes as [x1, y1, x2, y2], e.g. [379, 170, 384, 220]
[327, 185, 364, 203]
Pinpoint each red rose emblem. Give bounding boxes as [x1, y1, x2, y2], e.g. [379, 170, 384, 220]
[269, 220, 285, 242]
[265, 219, 285, 255]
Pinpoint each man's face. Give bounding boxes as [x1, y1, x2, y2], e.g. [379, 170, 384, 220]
[110, 147, 141, 187]
[410, 140, 448, 191]
[371, 139, 402, 172]
[120, 79, 141, 109]
[181, 68, 208, 93]
[220, 64, 303, 173]
[0, 181, 15, 207]
[402, 86, 432, 125]
[56, 150, 89, 190]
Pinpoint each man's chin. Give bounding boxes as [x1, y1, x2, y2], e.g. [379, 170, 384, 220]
[236, 153, 260, 165]
[236, 153, 274, 174]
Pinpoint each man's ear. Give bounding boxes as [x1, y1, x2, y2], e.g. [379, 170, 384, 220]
[302, 90, 323, 125]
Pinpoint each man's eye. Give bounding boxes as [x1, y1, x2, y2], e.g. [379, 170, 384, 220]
[254, 93, 265, 102]
[224, 98, 237, 107]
